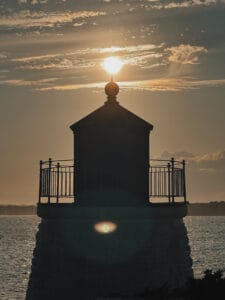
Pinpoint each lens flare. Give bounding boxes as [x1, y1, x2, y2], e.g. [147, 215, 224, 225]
[102, 57, 123, 75]
[94, 221, 117, 234]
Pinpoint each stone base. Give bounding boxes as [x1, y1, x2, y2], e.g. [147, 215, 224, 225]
[26, 205, 193, 300]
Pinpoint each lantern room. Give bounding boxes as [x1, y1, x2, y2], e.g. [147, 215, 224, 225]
[70, 81, 153, 206]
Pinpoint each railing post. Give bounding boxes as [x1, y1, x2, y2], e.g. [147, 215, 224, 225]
[168, 162, 171, 203]
[183, 160, 187, 203]
[56, 162, 60, 204]
[38, 160, 43, 204]
[171, 157, 175, 203]
[48, 158, 52, 204]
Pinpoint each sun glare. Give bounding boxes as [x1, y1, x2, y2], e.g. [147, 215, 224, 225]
[102, 57, 123, 75]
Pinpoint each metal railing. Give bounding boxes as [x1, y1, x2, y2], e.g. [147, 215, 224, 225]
[38, 157, 186, 204]
[149, 158, 186, 203]
[39, 159, 74, 203]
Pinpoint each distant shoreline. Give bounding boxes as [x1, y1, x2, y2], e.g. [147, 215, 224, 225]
[0, 202, 225, 216]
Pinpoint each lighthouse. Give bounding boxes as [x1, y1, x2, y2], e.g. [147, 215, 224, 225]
[26, 78, 193, 300]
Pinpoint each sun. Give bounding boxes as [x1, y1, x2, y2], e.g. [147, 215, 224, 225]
[102, 57, 123, 75]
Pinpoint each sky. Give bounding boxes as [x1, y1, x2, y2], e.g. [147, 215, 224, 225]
[0, 0, 225, 204]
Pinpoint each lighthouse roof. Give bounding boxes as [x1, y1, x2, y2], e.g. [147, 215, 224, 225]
[70, 100, 153, 132]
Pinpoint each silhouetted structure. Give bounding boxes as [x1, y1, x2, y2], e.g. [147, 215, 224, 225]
[38, 81, 186, 205]
[27, 80, 192, 300]
[70, 80, 153, 205]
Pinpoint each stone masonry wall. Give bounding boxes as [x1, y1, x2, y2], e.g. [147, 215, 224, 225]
[26, 211, 193, 300]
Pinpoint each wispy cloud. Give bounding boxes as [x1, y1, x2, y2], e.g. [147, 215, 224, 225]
[17, 59, 77, 70]
[91, 44, 165, 54]
[161, 149, 225, 173]
[0, 77, 57, 87]
[38, 81, 105, 91]
[0, 53, 7, 59]
[127, 77, 225, 91]
[12, 53, 60, 63]
[12, 43, 164, 62]
[166, 44, 208, 65]
[17, 0, 48, 4]
[36, 77, 225, 92]
[11, 43, 165, 71]
[17, 0, 28, 4]
[151, 0, 225, 10]
[30, 0, 48, 4]
[0, 10, 106, 30]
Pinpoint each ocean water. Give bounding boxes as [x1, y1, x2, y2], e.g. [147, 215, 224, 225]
[0, 216, 225, 300]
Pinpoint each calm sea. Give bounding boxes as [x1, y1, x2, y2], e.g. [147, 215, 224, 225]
[0, 216, 225, 300]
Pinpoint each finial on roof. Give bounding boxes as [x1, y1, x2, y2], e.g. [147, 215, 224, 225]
[105, 79, 119, 103]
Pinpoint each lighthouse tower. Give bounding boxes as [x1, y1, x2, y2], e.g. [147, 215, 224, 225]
[26, 81, 193, 300]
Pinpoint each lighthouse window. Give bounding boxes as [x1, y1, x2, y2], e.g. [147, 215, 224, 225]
[94, 221, 117, 234]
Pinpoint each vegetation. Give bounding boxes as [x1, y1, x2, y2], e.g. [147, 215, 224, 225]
[107, 269, 225, 299]
[184, 269, 225, 300]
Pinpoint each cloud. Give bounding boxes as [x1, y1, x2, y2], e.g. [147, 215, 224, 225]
[12, 53, 60, 63]
[166, 44, 208, 64]
[11, 43, 165, 71]
[0, 77, 57, 87]
[36, 77, 225, 92]
[151, 0, 225, 10]
[160, 150, 195, 160]
[73, 21, 86, 27]
[17, 0, 28, 4]
[159, 149, 225, 172]
[96, 44, 165, 54]
[158, 149, 225, 201]
[31, 0, 48, 4]
[17, 0, 48, 3]
[0, 53, 7, 59]
[0, 10, 106, 30]
[121, 77, 225, 92]
[17, 58, 77, 70]
[12, 43, 164, 62]
[193, 150, 225, 172]
[38, 81, 105, 91]
[9, 43, 208, 75]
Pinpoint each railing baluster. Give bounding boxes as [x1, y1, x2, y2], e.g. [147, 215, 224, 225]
[69, 167, 71, 196]
[56, 163, 60, 203]
[168, 163, 171, 203]
[52, 168, 55, 198]
[48, 158, 52, 204]
[151, 167, 153, 197]
[154, 169, 156, 197]
[61, 169, 63, 197]
[171, 158, 175, 203]
[43, 169, 46, 197]
[164, 167, 166, 197]
[183, 160, 187, 203]
[38, 160, 43, 203]
[65, 167, 67, 196]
